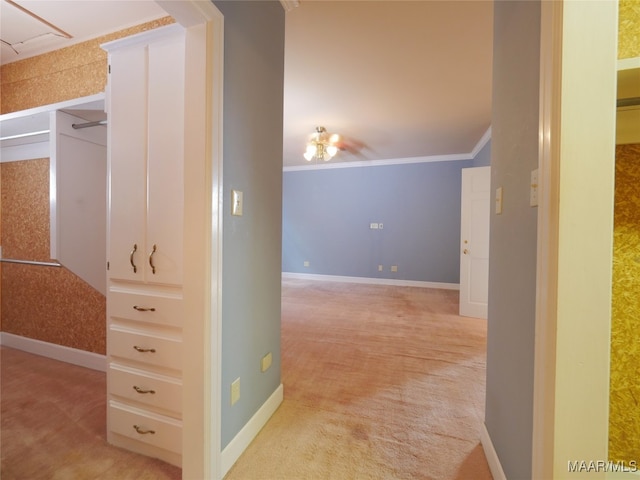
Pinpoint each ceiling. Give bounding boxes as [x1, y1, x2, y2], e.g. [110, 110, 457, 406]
[0, 0, 167, 61]
[0, 0, 495, 169]
[284, 1, 493, 167]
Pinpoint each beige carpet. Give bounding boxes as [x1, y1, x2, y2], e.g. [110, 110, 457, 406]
[225, 279, 492, 480]
[0, 347, 181, 480]
[1, 279, 491, 479]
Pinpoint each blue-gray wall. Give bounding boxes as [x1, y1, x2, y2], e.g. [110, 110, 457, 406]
[213, 0, 285, 449]
[484, 1, 540, 478]
[283, 157, 486, 284]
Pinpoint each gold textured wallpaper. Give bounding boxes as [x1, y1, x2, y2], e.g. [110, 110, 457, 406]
[609, 0, 640, 462]
[0, 159, 106, 353]
[610, 144, 640, 462]
[619, 0, 640, 59]
[0, 17, 173, 114]
[0, 17, 173, 354]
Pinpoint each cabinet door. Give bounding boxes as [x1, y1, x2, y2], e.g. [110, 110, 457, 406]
[108, 31, 185, 286]
[107, 45, 147, 283]
[146, 35, 185, 286]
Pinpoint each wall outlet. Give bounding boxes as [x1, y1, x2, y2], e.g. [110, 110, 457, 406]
[391, 265, 398, 272]
[303, 260, 310, 267]
[261, 352, 272, 372]
[231, 377, 240, 405]
[378, 265, 383, 272]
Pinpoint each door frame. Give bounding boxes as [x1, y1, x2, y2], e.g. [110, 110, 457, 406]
[155, 2, 224, 478]
[532, 0, 617, 477]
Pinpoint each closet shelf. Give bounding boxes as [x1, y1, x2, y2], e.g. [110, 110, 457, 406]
[617, 57, 640, 145]
[0, 94, 106, 159]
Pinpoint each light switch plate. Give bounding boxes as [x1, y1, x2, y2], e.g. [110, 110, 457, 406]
[530, 169, 539, 207]
[495, 187, 503, 215]
[232, 190, 243, 216]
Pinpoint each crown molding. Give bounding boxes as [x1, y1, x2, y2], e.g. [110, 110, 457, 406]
[280, 0, 300, 12]
[470, 126, 492, 158]
[284, 127, 494, 172]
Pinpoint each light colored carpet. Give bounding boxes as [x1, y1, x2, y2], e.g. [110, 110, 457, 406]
[225, 279, 492, 480]
[0, 347, 181, 480]
[1, 279, 491, 479]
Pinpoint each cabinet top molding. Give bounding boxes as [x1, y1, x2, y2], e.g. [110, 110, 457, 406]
[101, 23, 184, 53]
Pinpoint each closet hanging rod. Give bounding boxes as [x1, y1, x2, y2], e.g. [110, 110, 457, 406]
[0, 129, 50, 142]
[72, 120, 107, 130]
[617, 97, 640, 108]
[0, 258, 62, 267]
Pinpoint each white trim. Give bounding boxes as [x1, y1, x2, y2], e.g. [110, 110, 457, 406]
[470, 126, 492, 158]
[0, 93, 105, 122]
[279, 0, 300, 11]
[282, 272, 459, 290]
[0, 332, 106, 372]
[480, 423, 507, 480]
[532, 0, 562, 477]
[283, 152, 472, 172]
[617, 57, 640, 71]
[101, 23, 184, 52]
[0, 92, 105, 163]
[0, 140, 49, 162]
[220, 384, 284, 477]
[144, 2, 224, 479]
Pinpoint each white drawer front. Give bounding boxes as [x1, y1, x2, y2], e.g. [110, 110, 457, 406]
[109, 365, 182, 414]
[109, 290, 182, 327]
[109, 327, 182, 371]
[109, 401, 182, 454]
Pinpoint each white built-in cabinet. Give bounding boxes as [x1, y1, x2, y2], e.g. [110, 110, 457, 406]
[0, 94, 107, 294]
[102, 24, 187, 468]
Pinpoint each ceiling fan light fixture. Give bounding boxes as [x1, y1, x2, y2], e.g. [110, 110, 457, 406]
[304, 126, 340, 162]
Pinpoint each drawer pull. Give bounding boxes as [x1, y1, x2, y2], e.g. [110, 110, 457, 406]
[133, 425, 156, 435]
[133, 385, 156, 394]
[133, 345, 156, 353]
[133, 305, 156, 312]
[149, 244, 157, 274]
[129, 244, 138, 273]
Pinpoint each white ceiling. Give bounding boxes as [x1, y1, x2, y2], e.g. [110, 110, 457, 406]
[0, 0, 495, 168]
[0, 0, 167, 62]
[284, 1, 494, 167]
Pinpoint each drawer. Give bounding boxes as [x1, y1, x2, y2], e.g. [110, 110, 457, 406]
[108, 290, 183, 327]
[109, 364, 182, 414]
[109, 401, 182, 455]
[109, 326, 182, 371]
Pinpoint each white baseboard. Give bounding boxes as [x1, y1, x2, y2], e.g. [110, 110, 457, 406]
[0, 332, 106, 372]
[480, 423, 506, 480]
[220, 383, 284, 477]
[282, 272, 460, 290]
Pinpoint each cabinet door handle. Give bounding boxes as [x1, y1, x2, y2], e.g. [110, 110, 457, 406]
[133, 385, 156, 394]
[129, 244, 138, 273]
[148, 244, 157, 274]
[133, 345, 156, 353]
[133, 305, 156, 312]
[133, 425, 156, 435]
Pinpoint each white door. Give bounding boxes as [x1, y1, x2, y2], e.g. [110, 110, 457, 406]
[459, 166, 490, 318]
